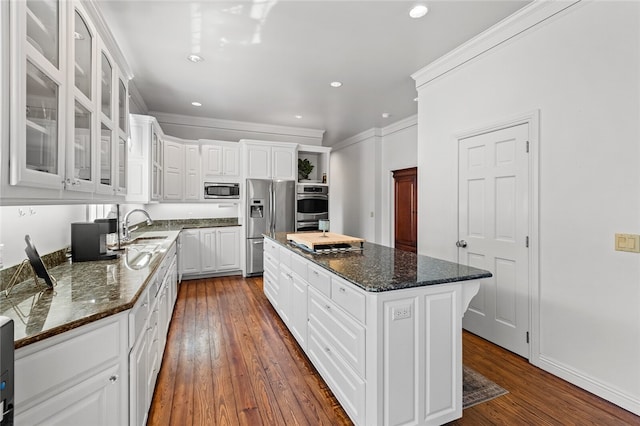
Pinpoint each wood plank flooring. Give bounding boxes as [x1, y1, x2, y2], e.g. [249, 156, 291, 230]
[148, 277, 640, 425]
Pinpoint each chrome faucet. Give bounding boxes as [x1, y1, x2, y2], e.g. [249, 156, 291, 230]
[122, 209, 153, 241]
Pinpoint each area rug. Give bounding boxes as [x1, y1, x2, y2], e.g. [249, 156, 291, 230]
[463, 365, 509, 409]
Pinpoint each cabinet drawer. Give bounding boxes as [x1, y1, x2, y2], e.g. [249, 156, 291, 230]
[263, 269, 279, 308]
[264, 252, 278, 277]
[15, 316, 124, 407]
[308, 288, 366, 378]
[264, 238, 280, 261]
[279, 246, 292, 268]
[290, 253, 307, 281]
[307, 324, 365, 426]
[129, 287, 150, 347]
[308, 264, 330, 297]
[331, 276, 366, 324]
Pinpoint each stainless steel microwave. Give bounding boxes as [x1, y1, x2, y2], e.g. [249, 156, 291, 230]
[204, 182, 240, 199]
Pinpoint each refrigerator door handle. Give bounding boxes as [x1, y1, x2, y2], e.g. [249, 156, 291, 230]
[270, 181, 275, 234]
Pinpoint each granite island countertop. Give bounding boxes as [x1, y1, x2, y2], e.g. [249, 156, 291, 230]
[266, 232, 492, 292]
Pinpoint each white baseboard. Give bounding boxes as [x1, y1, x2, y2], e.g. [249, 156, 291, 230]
[533, 354, 640, 416]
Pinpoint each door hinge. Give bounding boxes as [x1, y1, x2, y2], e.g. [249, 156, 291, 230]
[526, 141, 530, 153]
[526, 236, 529, 248]
[526, 331, 530, 344]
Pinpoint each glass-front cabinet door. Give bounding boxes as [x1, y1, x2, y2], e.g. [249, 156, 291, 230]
[116, 74, 128, 194]
[10, 0, 67, 189]
[95, 45, 116, 195]
[66, 4, 96, 192]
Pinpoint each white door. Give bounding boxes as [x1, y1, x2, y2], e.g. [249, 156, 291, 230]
[459, 123, 530, 358]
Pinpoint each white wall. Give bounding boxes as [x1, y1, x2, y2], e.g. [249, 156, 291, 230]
[329, 133, 378, 241]
[0, 205, 86, 268]
[144, 203, 240, 222]
[330, 117, 417, 244]
[415, 1, 639, 413]
[379, 117, 418, 247]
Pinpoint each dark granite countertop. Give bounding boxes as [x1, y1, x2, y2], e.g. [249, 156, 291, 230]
[266, 232, 492, 292]
[138, 217, 240, 231]
[0, 230, 180, 348]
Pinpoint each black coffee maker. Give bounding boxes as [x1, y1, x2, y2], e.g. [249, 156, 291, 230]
[71, 218, 119, 262]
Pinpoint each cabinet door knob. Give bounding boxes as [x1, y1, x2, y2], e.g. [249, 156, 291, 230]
[339, 287, 346, 293]
[455, 240, 468, 248]
[109, 375, 118, 383]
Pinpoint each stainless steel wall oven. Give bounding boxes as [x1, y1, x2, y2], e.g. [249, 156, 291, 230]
[296, 185, 328, 231]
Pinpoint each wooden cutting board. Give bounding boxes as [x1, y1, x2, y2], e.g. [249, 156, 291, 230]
[287, 232, 364, 250]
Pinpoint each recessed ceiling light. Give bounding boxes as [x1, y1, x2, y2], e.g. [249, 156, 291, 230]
[191, 101, 202, 107]
[330, 81, 343, 88]
[295, 115, 303, 119]
[409, 4, 429, 18]
[382, 112, 391, 118]
[187, 54, 204, 63]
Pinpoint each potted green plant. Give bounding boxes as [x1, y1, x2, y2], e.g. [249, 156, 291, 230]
[298, 158, 314, 181]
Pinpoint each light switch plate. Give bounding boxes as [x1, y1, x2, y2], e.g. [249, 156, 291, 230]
[615, 233, 640, 253]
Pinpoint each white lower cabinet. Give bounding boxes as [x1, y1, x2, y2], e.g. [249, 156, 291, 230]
[14, 314, 128, 425]
[129, 243, 178, 426]
[264, 237, 474, 426]
[13, 242, 179, 426]
[180, 227, 241, 278]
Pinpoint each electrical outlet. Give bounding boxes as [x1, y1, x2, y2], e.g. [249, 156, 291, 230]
[615, 233, 640, 253]
[392, 305, 411, 320]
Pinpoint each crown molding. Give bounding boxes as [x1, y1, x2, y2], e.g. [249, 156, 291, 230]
[330, 114, 418, 151]
[128, 81, 149, 115]
[330, 127, 382, 152]
[150, 111, 325, 140]
[84, 0, 133, 79]
[381, 114, 417, 137]
[411, 0, 581, 89]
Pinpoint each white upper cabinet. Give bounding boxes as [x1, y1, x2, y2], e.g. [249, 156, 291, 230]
[272, 145, 296, 180]
[94, 44, 116, 196]
[115, 73, 128, 195]
[201, 141, 240, 178]
[9, 0, 67, 190]
[127, 114, 162, 203]
[184, 143, 200, 200]
[66, 4, 96, 193]
[3, 0, 131, 203]
[242, 141, 297, 180]
[163, 138, 184, 201]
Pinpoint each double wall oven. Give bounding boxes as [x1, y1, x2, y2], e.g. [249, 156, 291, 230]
[296, 185, 328, 231]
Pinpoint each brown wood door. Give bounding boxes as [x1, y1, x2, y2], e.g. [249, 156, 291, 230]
[393, 167, 417, 253]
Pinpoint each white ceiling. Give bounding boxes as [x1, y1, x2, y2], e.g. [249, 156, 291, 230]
[97, 0, 530, 145]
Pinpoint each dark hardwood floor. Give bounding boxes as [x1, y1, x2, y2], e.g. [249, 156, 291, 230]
[148, 277, 640, 425]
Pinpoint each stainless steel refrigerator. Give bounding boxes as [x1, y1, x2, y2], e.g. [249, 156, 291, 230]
[246, 179, 295, 276]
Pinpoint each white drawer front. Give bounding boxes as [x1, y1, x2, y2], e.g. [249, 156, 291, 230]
[264, 238, 280, 261]
[331, 276, 366, 324]
[290, 253, 308, 281]
[308, 324, 366, 426]
[307, 264, 330, 297]
[264, 252, 278, 277]
[263, 269, 279, 308]
[279, 246, 292, 268]
[15, 317, 123, 406]
[308, 288, 366, 378]
[129, 288, 150, 347]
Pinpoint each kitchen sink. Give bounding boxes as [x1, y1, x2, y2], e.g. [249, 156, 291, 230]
[132, 235, 167, 242]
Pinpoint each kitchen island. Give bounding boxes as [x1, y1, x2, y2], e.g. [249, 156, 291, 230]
[263, 232, 492, 426]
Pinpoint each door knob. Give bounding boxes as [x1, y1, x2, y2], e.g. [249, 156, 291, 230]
[456, 240, 467, 248]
